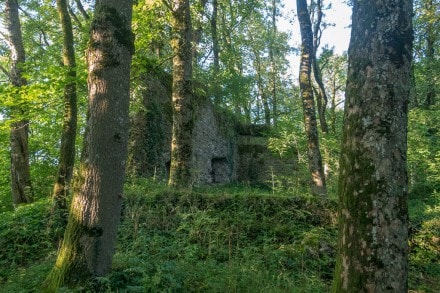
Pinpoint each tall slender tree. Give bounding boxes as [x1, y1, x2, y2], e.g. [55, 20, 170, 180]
[211, 0, 221, 105]
[166, 0, 195, 188]
[51, 0, 78, 222]
[421, 0, 437, 107]
[320, 51, 347, 133]
[43, 0, 134, 290]
[249, 31, 271, 125]
[332, 0, 413, 291]
[297, 0, 327, 196]
[268, 0, 278, 127]
[5, 0, 34, 206]
[311, 0, 329, 133]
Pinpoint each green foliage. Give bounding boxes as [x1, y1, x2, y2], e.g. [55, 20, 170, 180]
[0, 0, 439, 291]
[0, 255, 54, 293]
[0, 180, 438, 292]
[413, 0, 440, 107]
[0, 131, 12, 213]
[110, 180, 338, 292]
[408, 107, 440, 195]
[408, 190, 440, 292]
[0, 198, 54, 288]
[266, 99, 344, 197]
[0, 0, 89, 211]
[407, 107, 440, 292]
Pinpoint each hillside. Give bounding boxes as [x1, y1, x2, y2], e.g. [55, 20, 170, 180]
[0, 179, 438, 292]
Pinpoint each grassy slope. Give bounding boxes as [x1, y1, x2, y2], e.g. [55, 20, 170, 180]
[0, 180, 438, 292]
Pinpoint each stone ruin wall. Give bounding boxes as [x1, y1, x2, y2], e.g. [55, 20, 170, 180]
[128, 68, 296, 187]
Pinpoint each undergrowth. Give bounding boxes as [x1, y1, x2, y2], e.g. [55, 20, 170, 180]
[0, 180, 438, 292]
[110, 180, 337, 292]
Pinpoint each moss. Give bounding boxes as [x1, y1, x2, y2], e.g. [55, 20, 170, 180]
[42, 207, 89, 292]
[92, 6, 134, 53]
[88, 5, 134, 77]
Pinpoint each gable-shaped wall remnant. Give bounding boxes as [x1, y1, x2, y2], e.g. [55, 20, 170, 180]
[128, 66, 296, 186]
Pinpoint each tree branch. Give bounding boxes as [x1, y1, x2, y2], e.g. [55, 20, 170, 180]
[74, 0, 90, 20]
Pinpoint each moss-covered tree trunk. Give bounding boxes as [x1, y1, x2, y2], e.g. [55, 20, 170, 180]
[311, 0, 329, 134]
[332, 0, 413, 291]
[51, 0, 78, 223]
[168, 0, 194, 188]
[43, 1, 133, 291]
[297, 0, 327, 196]
[5, 0, 34, 206]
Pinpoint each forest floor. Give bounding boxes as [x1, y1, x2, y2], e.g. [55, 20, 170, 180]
[0, 179, 439, 292]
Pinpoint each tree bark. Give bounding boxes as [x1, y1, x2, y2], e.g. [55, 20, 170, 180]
[211, 0, 221, 105]
[311, 0, 329, 134]
[297, 0, 327, 196]
[332, 0, 412, 291]
[425, 0, 435, 107]
[51, 0, 78, 223]
[43, 1, 133, 290]
[5, 0, 34, 206]
[168, 0, 195, 188]
[249, 34, 271, 126]
[269, 0, 278, 128]
[329, 70, 338, 134]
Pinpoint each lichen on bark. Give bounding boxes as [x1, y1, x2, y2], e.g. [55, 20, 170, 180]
[332, 0, 413, 292]
[296, 0, 327, 196]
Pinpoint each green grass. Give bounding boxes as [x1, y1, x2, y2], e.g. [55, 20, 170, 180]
[0, 180, 438, 292]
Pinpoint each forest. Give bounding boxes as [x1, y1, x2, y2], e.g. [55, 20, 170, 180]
[0, 0, 439, 292]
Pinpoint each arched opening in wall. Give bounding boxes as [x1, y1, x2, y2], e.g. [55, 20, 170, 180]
[165, 160, 171, 180]
[211, 157, 229, 183]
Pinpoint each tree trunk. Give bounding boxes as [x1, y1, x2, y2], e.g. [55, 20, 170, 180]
[297, 0, 327, 196]
[311, 0, 329, 134]
[43, 1, 133, 290]
[51, 0, 78, 224]
[330, 72, 337, 134]
[168, 0, 194, 188]
[269, 0, 278, 128]
[211, 0, 221, 105]
[410, 63, 419, 108]
[425, 0, 435, 107]
[332, 0, 412, 291]
[5, 0, 34, 206]
[249, 37, 271, 126]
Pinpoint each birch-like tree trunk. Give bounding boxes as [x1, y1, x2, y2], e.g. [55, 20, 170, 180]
[269, 0, 278, 127]
[43, 0, 133, 290]
[5, 0, 34, 206]
[297, 0, 327, 196]
[332, 0, 413, 291]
